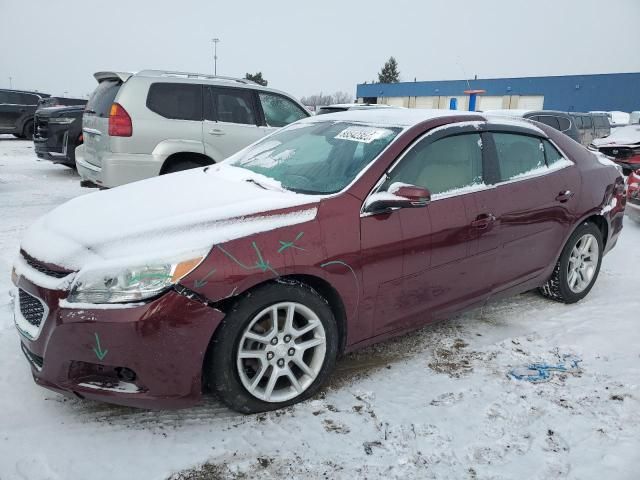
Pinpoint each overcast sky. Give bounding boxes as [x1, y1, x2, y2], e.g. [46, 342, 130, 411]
[1, 0, 639, 99]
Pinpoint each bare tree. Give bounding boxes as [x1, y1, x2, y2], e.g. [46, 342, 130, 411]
[300, 91, 354, 109]
[332, 91, 353, 104]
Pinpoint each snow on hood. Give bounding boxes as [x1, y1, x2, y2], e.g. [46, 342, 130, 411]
[592, 125, 640, 147]
[20, 165, 319, 271]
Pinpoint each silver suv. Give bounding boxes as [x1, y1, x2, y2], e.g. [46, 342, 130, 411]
[76, 70, 310, 188]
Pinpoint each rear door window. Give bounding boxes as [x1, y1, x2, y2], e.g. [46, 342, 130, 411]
[19, 93, 39, 105]
[86, 79, 122, 117]
[210, 87, 257, 125]
[536, 115, 560, 130]
[492, 132, 547, 181]
[146, 83, 203, 121]
[259, 92, 308, 127]
[557, 117, 571, 132]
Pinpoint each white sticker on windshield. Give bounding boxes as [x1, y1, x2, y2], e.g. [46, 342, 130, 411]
[335, 126, 394, 143]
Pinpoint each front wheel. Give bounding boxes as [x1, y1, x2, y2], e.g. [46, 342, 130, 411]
[207, 282, 338, 413]
[539, 222, 603, 303]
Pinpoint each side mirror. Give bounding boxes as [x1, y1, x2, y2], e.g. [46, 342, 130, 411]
[364, 184, 431, 213]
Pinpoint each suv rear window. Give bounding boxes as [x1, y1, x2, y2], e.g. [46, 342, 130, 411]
[86, 80, 122, 117]
[146, 83, 203, 121]
[535, 115, 560, 130]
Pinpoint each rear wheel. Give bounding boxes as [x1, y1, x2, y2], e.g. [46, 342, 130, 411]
[207, 282, 338, 413]
[162, 157, 212, 174]
[13, 133, 24, 139]
[539, 222, 603, 303]
[22, 121, 34, 139]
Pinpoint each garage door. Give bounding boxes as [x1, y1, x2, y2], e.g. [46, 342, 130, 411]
[415, 96, 437, 108]
[517, 95, 544, 110]
[382, 97, 407, 107]
[477, 96, 503, 111]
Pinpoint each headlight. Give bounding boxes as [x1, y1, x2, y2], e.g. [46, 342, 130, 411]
[48, 117, 75, 125]
[66, 256, 204, 304]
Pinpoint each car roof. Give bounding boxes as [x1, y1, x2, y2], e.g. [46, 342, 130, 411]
[0, 88, 49, 97]
[93, 70, 302, 102]
[319, 103, 396, 109]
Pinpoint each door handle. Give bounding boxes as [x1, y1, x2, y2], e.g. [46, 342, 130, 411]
[555, 190, 574, 202]
[208, 129, 225, 136]
[471, 213, 496, 229]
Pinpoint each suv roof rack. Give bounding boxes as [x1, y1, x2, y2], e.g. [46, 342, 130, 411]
[136, 70, 257, 85]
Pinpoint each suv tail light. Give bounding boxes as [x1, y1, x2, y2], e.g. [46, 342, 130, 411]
[108, 103, 132, 137]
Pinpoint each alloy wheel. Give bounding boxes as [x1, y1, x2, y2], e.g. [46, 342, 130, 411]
[236, 302, 326, 403]
[567, 233, 599, 293]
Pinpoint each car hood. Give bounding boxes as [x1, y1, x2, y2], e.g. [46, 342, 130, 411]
[35, 105, 84, 118]
[593, 125, 640, 148]
[19, 165, 320, 272]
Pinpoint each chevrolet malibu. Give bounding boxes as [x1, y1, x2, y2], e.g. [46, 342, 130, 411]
[12, 109, 626, 413]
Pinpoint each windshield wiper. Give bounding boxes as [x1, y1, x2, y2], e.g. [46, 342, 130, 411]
[245, 178, 269, 190]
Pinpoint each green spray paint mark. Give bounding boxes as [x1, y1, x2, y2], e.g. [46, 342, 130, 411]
[92, 332, 108, 361]
[194, 268, 217, 288]
[216, 243, 279, 276]
[277, 232, 305, 253]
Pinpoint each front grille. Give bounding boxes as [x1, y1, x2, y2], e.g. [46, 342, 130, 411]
[19, 289, 45, 327]
[22, 251, 71, 278]
[34, 114, 49, 140]
[599, 146, 639, 159]
[21, 343, 44, 370]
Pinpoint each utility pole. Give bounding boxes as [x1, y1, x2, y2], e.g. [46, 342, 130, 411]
[8, 77, 12, 89]
[212, 38, 220, 76]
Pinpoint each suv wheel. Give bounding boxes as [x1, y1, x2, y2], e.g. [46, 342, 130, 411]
[207, 282, 339, 413]
[163, 158, 211, 174]
[22, 121, 34, 139]
[539, 222, 603, 303]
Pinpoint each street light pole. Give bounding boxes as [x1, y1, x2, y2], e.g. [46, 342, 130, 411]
[8, 77, 12, 89]
[212, 38, 220, 76]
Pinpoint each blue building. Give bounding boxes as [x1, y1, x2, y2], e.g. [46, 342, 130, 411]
[356, 72, 640, 112]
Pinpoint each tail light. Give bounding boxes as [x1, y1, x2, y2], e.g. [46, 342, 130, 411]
[108, 103, 132, 137]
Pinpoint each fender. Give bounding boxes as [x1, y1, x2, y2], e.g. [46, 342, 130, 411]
[152, 139, 209, 159]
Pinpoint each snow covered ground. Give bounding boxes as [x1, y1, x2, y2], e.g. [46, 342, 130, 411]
[0, 135, 638, 480]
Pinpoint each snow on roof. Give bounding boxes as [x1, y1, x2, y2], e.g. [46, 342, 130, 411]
[482, 109, 532, 117]
[301, 108, 485, 127]
[592, 125, 640, 147]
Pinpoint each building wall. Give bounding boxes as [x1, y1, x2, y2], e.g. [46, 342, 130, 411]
[356, 72, 640, 112]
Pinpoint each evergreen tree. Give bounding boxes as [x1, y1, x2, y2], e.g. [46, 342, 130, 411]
[244, 72, 268, 86]
[377, 57, 400, 83]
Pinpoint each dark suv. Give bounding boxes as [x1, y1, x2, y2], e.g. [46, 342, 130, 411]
[34, 102, 86, 168]
[0, 89, 50, 138]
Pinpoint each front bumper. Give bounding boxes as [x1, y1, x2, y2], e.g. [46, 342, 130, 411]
[14, 275, 224, 409]
[76, 147, 164, 188]
[34, 134, 74, 166]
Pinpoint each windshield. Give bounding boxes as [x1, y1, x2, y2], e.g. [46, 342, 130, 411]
[225, 121, 401, 194]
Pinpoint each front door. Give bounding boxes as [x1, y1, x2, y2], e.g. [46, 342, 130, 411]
[362, 128, 497, 335]
[203, 86, 265, 161]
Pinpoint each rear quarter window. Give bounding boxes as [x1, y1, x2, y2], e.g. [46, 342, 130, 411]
[557, 117, 571, 132]
[493, 132, 546, 181]
[536, 115, 561, 130]
[146, 83, 203, 121]
[86, 80, 122, 117]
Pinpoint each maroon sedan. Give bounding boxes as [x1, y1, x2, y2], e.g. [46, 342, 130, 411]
[12, 109, 626, 413]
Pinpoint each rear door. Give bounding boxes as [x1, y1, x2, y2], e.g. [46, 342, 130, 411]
[203, 86, 264, 160]
[83, 78, 122, 167]
[487, 129, 580, 291]
[0, 92, 26, 132]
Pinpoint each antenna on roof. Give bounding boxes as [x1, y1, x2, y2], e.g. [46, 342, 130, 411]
[455, 57, 472, 90]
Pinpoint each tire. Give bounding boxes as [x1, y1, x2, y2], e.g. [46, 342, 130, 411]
[539, 222, 603, 304]
[163, 159, 209, 174]
[22, 121, 34, 139]
[207, 282, 339, 413]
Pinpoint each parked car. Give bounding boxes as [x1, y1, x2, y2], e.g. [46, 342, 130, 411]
[316, 103, 397, 115]
[33, 105, 85, 168]
[592, 124, 640, 174]
[0, 88, 50, 139]
[12, 109, 625, 413]
[626, 169, 640, 222]
[37, 97, 87, 109]
[591, 111, 629, 128]
[483, 110, 582, 144]
[76, 70, 310, 188]
[570, 112, 611, 146]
